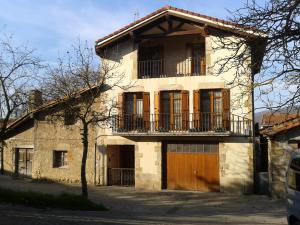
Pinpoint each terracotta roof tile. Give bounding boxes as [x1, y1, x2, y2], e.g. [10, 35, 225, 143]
[261, 115, 300, 136]
[261, 113, 299, 126]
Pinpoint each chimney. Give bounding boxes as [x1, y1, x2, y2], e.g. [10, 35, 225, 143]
[28, 90, 43, 111]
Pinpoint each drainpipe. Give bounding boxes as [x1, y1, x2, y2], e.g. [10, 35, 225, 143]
[94, 142, 97, 185]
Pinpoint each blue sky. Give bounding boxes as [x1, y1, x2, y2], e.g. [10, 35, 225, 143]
[0, 0, 262, 64]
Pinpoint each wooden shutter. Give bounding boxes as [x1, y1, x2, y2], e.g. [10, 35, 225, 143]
[222, 89, 230, 131]
[181, 90, 189, 130]
[193, 90, 201, 129]
[143, 92, 150, 130]
[118, 93, 124, 129]
[154, 91, 160, 130]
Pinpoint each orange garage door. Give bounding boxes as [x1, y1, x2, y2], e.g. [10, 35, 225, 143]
[166, 143, 219, 192]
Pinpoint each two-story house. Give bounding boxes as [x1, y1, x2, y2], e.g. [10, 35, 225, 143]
[95, 6, 265, 193]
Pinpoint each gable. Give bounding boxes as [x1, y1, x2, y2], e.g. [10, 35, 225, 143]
[95, 5, 265, 51]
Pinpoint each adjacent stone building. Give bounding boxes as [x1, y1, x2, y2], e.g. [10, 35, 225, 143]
[261, 115, 300, 198]
[2, 89, 99, 184]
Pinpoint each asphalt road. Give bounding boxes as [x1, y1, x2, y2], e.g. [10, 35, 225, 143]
[0, 176, 287, 225]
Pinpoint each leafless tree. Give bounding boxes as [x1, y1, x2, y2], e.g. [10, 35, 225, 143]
[212, 0, 299, 114]
[0, 33, 42, 174]
[43, 40, 130, 198]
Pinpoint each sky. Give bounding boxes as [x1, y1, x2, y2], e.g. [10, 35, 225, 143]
[0, 0, 272, 111]
[0, 0, 260, 64]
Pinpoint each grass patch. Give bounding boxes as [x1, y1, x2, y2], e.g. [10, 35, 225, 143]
[0, 187, 107, 211]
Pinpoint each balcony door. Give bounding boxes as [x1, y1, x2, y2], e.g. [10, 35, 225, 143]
[187, 44, 205, 76]
[138, 46, 164, 78]
[118, 92, 150, 131]
[155, 90, 189, 131]
[193, 89, 230, 131]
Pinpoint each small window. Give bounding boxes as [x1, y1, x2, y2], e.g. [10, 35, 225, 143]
[288, 157, 300, 191]
[53, 151, 68, 168]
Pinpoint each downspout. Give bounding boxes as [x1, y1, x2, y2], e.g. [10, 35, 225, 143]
[94, 142, 97, 185]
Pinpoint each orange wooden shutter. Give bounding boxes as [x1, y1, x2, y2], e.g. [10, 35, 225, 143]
[118, 93, 124, 129]
[154, 91, 160, 130]
[222, 89, 230, 131]
[193, 90, 201, 129]
[181, 90, 189, 130]
[143, 92, 150, 130]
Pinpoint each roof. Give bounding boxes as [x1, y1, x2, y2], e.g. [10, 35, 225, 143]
[6, 85, 99, 133]
[95, 5, 264, 48]
[261, 113, 299, 127]
[260, 115, 300, 136]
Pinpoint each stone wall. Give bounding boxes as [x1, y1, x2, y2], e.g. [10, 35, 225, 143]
[268, 128, 300, 198]
[3, 118, 98, 184]
[102, 136, 253, 193]
[220, 137, 253, 193]
[135, 141, 162, 190]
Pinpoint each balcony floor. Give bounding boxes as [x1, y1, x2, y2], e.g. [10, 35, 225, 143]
[111, 131, 250, 137]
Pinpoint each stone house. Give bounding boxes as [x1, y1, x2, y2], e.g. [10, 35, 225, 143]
[94, 6, 265, 193]
[261, 115, 300, 198]
[2, 88, 99, 184]
[1, 6, 266, 193]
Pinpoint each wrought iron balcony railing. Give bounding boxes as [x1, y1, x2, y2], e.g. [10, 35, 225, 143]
[111, 112, 252, 136]
[138, 57, 206, 78]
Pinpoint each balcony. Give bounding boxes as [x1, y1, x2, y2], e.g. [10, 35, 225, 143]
[138, 57, 205, 78]
[111, 112, 252, 136]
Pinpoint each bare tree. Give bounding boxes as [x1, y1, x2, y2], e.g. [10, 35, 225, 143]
[0, 33, 42, 174]
[212, 0, 299, 113]
[43, 41, 130, 198]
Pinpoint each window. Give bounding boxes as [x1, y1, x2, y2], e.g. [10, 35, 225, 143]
[191, 44, 206, 75]
[166, 143, 218, 153]
[138, 45, 164, 78]
[122, 92, 149, 131]
[200, 89, 223, 129]
[53, 151, 68, 168]
[161, 91, 182, 130]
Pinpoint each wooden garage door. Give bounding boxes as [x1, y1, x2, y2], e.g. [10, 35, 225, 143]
[166, 143, 219, 192]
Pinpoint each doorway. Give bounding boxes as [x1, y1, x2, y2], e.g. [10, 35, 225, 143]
[107, 145, 135, 186]
[15, 148, 33, 177]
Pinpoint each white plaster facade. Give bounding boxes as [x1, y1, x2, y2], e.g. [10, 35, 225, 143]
[96, 16, 256, 193]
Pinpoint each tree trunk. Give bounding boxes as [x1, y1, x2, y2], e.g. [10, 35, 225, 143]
[81, 123, 89, 198]
[0, 140, 4, 175]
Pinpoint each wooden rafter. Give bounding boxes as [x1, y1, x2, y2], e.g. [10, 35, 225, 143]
[157, 25, 167, 33]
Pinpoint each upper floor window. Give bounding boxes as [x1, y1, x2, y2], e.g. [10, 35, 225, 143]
[117, 92, 150, 131]
[193, 89, 230, 131]
[154, 90, 189, 131]
[124, 92, 143, 117]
